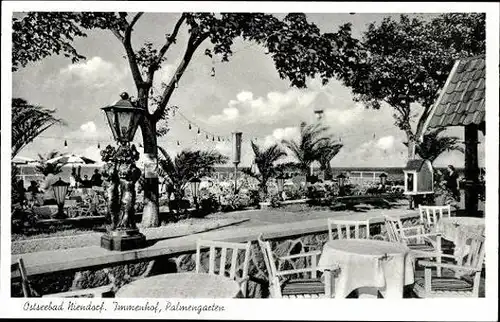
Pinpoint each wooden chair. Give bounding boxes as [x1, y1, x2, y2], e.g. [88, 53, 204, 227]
[195, 240, 252, 298]
[15, 258, 114, 298]
[418, 205, 452, 230]
[384, 215, 443, 275]
[327, 218, 384, 241]
[257, 234, 336, 298]
[413, 231, 485, 298]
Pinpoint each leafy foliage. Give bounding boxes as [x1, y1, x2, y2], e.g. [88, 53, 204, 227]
[317, 138, 343, 178]
[35, 150, 64, 176]
[403, 128, 464, 163]
[335, 13, 485, 150]
[242, 141, 286, 198]
[282, 122, 333, 175]
[157, 147, 228, 200]
[11, 98, 64, 157]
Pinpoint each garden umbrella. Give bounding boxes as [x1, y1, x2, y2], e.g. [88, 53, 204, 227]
[46, 153, 96, 165]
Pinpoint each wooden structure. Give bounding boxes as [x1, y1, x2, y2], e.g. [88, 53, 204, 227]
[257, 234, 334, 298]
[413, 232, 485, 298]
[195, 239, 251, 297]
[418, 205, 452, 229]
[420, 55, 485, 216]
[403, 159, 434, 195]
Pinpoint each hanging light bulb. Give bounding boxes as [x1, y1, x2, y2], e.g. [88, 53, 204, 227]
[212, 136, 215, 141]
[210, 67, 216, 77]
[206, 134, 209, 141]
[189, 124, 192, 130]
[218, 136, 221, 142]
[197, 128, 201, 135]
[64, 140, 68, 147]
[177, 140, 180, 146]
[373, 133, 376, 139]
[97, 142, 101, 149]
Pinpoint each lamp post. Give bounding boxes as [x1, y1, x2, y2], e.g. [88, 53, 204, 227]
[190, 177, 201, 210]
[336, 173, 346, 196]
[52, 177, 69, 219]
[314, 109, 324, 122]
[276, 174, 285, 201]
[379, 172, 388, 188]
[232, 132, 242, 194]
[100, 92, 146, 251]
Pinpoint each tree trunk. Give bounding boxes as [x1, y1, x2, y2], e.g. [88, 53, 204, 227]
[140, 114, 160, 227]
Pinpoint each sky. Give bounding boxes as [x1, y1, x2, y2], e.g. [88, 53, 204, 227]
[12, 12, 485, 168]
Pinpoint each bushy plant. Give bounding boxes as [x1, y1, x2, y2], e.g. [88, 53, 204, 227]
[268, 194, 282, 208]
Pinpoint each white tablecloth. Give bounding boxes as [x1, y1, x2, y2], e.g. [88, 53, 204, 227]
[435, 217, 485, 258]
[318, 239, 414, 299]
[115, 273, 242, 298]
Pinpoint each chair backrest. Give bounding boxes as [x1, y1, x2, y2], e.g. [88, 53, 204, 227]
[195, 239, 251, 294]
[327, 218, 370, 240]
[384, 216, 405, 244]
[419, 205, 451, 227]
[257, 234, 278, 281]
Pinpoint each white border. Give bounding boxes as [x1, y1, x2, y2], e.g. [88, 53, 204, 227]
[1, 2, 499, 321]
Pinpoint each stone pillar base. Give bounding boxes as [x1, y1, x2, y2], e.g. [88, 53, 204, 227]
[101, 229, 146, 251]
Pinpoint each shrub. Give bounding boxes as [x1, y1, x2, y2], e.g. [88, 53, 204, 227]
[268, 194, 282, 208]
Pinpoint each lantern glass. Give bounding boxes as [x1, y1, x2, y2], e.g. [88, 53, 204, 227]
[336, 173, 346, 187]
[379, 173, 388, 185]
[190, 177, 201, 199]
[102, 95, 144, 143]
[52, 178, 69, 206]
[314, 109, 324, 121]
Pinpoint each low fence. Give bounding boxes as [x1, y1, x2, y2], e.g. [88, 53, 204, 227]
[11, 211, 420, 298]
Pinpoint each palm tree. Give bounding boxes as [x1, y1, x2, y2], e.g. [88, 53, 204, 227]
[317, 139, 343, 180]
[12, 98, 64, 157]
[35, 150, 64, 176]
[157, 147, 229, 201]
[242, 141, 287, 198]
[404, 128, 464, 163]
[281, 122, 332, 176]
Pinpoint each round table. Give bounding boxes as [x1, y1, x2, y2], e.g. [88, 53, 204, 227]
[318, 239, 414, 299]
[435, 217, 485, 258]
[115, 273, 243, 298]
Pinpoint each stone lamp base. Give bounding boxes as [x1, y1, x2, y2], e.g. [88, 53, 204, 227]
[101, 229, 146, 251]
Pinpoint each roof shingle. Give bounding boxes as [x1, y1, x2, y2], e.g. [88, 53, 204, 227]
[427, 55, 486, 129]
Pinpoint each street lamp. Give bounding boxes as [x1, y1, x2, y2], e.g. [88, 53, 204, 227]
[190, 177, 201, 210]
[314, 109, 324, 121]
[336, 173, 346, 196]
[232, 131, 243, 194]
[276, 174, 285, 201]
[100, 92, 146, 251]
[52, 177, 69, 219]
[379, 172, 388, 187]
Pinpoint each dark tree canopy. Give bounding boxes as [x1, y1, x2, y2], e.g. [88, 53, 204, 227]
[336, 13, 485, 145]
[11, 98, 64, 157]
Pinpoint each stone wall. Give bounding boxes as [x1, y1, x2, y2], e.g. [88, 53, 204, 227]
[12, 217, 420, 298]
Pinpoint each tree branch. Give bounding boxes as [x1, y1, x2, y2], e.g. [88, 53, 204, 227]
[146, 13, 187, 84]
[152, 32, 209, 121]
[121, 12, 145, 88]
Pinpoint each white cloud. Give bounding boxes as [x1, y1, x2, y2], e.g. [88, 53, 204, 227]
[236, 91, 253, 102]
[324, 103, 365, 126]
[59, 57, 129, 89]
[263, 126, 300, 147]
[376, 135, 395, 150]
[207, 107, 240, 123]
[80, 121, 97, 136]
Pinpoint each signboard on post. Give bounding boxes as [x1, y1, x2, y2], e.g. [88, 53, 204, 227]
[232, 132, 242, 165]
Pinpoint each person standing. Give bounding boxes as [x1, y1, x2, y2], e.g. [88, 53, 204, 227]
[90, 169, 103, 187]
[445, 165, 460, 201]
